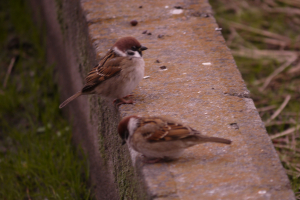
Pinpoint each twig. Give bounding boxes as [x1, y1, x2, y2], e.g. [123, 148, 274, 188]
[263, 5, 300, 15]
[257, 105, 276, 112]
[273, 144, 300, 153]
[281, 112, 300, 116]
[292, 131, 296, 152]
[218, 18, 291, 42]
[26, 187, 32, 200]
[264, 0, 278, 7]
[226, 27, 237, 47]
[271, 125, 300, 140]
[259, 56, 297, 91]
[277, 0, 300, 8]
[231, 49, 298, 62]
[265, 120, 296, 127]
[265, 95, 291, 124]
[3, 56, 16, 89]
[247, 36, 287, 49]
[287, 61, 300, 74]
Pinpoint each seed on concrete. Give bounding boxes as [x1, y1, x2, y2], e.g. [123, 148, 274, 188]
[171, 9, 183, 15]
[202, 62, 212, 65]
[143, 76, 150, 79]
[139, 6, 143, 8]
[142, 30, 147, 34]
[230, 123, 239, 130]
[130, 20, 138, 26]
[215, 27, 222, 31]
[147, 32, 152, 35]
[159, 66, 167, 70]
[155, 60, 160, 63]
[158, 34, 164, 38]
[174, 6, 183, 9]
[201, 13, 209, 18]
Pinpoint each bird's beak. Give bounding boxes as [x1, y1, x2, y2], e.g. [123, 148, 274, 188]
[140, 46, 148, 51]
[138, 46, 147, 57]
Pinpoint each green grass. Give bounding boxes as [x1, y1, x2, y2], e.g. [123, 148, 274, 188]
[210, 0, 300, 198]
[0, 0, 91, 199]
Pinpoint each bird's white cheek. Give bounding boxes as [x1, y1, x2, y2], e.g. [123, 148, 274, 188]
[127, 118, 139, 136]
[132, 51, 141, 58]
[113, 46, 126, 57]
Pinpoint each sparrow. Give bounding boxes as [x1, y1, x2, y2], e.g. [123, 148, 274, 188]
[59, 37, 148, 108]
[118, 116, 232, 163]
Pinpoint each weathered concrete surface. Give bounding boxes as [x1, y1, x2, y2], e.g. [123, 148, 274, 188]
[30, 0, 295, 199]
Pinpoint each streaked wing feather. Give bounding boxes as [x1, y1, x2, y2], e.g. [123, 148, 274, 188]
[82, 57, 124, 92]
[139, 117, 192, 142]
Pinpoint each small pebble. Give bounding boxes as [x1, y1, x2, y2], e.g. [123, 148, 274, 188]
[201, 13, 209, 18]
[171, 9, 183, 15]
[142, 30, 147, 34]
[147, 32, 152, 35]
[155, 60, 160, 63]
[139, 6, 143, 8]
[130, 20, 138, 26]
[160, 66, 167, 70]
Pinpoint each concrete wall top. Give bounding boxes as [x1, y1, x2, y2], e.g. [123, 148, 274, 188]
[33, 0, 295, 199]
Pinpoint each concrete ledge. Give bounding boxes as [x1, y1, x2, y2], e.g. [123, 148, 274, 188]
[30, 0, 295, 199]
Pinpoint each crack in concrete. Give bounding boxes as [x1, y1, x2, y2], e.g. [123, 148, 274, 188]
[224, 92, 251, 99]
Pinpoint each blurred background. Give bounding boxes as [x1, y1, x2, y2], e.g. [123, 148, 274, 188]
[210, 0, 300, 197]
[0, 0, 91, 199]
[1, 0, 299, 199]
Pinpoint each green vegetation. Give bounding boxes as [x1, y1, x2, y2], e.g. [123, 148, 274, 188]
[210, 0, 300, 198]
[0, 0, 91, 199]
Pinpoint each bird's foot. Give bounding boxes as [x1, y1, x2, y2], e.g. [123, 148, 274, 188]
[113, 98, 134, 107]
[142, 158, 162, 164]
[141, 155, 163, 164]
[122, 94, 134, 99]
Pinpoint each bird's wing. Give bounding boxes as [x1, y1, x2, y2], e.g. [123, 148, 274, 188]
[138, 117, 195, 142]
[82, 56, 125, 93]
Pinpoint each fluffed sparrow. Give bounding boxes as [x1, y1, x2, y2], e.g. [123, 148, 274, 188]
[118, 116, 232, 163]
[59, 37, 148, 108]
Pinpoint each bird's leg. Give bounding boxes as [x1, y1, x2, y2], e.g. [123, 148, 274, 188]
[122, 94, 134, 99]
[143, 158, 162, 164]
[141, 155, 162, 164]
[113, 98, 134, 107]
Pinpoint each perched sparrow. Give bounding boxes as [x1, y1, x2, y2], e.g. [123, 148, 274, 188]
[59, 37, 148, 108]
[118, 116, 232, 163]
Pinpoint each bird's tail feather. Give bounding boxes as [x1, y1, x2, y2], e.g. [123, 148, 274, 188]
[59, 91, 82, 109]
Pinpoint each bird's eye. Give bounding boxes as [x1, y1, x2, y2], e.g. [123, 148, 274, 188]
[131, 46, 137, 51]
[127, 50, 135, 56]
